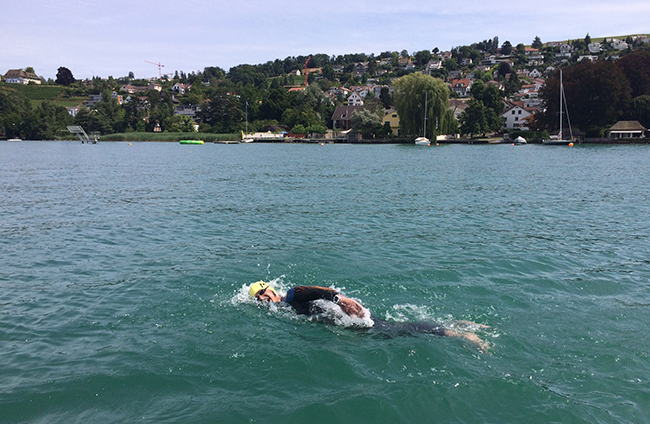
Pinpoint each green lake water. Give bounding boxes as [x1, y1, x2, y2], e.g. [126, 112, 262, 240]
[1, 141, 649, 423]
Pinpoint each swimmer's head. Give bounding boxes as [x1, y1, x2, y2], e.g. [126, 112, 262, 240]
[249, 281, 277, 298]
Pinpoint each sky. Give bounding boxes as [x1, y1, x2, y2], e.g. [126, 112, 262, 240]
[2, 0, 649, 80]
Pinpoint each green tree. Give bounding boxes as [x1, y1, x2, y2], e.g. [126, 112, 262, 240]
[501, 41, 513, 55]
[200, 93, 244, 133]
[350, 108, 382, 138]
[629, 95, 650, 128]
[56, 67, 76, 86]
[379, 86, 393, 108]
[459, 99, 490, 137]
[414, 50, 432, 67]
[469, 80, 505, 132]
[164, 114, 196, 132]
[393, 72, 450, 139]
[532, 36, 543, 49]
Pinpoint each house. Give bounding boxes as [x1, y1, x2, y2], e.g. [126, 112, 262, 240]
[588, 43, 602, 54]
[112, 91, 124, 105]
[171, 83, 192, 94]
[607, 121, 647, 138]
[449, 98, 469, 121]
[425, 60, 443, 74]
[372, 85, 394, 98]
[529, 69, 543, 78]
[347, 91, 364, 106]
[3, 69, 41, 85]
[83, 94, 103, 109]
[326, 86, 351, 98]
[353, 62, 368, 76]
[120, 84, 148, 94]
[502, 102, 535, 130]
[148, 82, 162, 92]
[174, 104, 202, 121]
[331, 105, 365, 130]
[450, 79, 472, 97]
[382, 108, 401, 136]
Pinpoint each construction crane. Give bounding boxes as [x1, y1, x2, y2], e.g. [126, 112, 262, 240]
[145, 60, 165, 78]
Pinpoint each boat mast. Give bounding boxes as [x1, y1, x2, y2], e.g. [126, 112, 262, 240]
[559, 70, 563, 139]
[423, 91, 428, 138]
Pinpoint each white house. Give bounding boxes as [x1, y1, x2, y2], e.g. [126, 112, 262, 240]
[450, 79, 472, 97]
[3, 69, 41, 85]
[502, 104, 533, 130]
[172, 83, 192, 94]
[347, 91, 364, 106]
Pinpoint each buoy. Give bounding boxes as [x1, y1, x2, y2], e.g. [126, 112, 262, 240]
[569, 142, 574, 147]
[128, 143, 132, 145]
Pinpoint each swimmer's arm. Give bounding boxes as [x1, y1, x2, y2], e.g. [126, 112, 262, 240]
[292, 286, 367, 318]
[335, 295, 366, 318]
[443, 329, 490, 352]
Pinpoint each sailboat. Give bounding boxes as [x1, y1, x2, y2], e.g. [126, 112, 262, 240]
[415, 91, 431, 146]
[543, 70, 574, 145]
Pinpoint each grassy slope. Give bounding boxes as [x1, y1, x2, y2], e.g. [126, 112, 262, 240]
[0, 82, 84, 108]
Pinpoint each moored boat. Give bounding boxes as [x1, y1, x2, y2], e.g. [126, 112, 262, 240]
[543, 70, 574, 146]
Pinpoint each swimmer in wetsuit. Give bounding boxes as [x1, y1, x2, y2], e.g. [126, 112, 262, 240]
[249, 281, 490, 351]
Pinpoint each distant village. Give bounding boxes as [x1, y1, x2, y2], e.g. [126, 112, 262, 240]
[2, 33, 650, 141]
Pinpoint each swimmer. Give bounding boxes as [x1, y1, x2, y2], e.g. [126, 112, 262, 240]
[249, 281, 490, 351]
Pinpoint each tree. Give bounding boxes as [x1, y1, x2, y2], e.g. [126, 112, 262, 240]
[200, 93, 244, 133]
[585, 33, 592, 46]
[539, 62, 632, 134]
[497, 62, 511, 79]
[532, 36, 543, 50]
[617, 50, 650, 98]
[458, 81, 505, 137]
[629, 95, 650, 128]
[459, 99, 489, 137]
[56, 67, 75, 86]
[414, 50, 432, 67]
[380, 86, 393, 108]
[393, 72, 450, 139]
[350, 109, 382, 138]
[501, 41, 513, 56]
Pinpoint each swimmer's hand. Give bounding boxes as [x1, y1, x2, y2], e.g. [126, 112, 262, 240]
[337, 296, 366, 318]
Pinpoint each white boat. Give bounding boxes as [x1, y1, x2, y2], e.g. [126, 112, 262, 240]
[543, 70, 574, 145]
[415, 91, 430, 146]
[513, 136, 527, 145]
[415, 136, 430, 146]
[7, 138, 22, 142]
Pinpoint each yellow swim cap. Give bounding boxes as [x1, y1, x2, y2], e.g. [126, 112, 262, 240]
[249, 281, 277, 297]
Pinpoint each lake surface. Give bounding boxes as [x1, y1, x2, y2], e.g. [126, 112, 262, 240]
[1, 141, 649, 423]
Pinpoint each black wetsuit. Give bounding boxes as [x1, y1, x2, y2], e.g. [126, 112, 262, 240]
[281, 286, 446, 337]
[282, 286, 339, 315]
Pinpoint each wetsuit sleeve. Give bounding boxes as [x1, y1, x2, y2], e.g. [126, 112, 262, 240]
[284, 286, 339, 315]
[290, 286, 338, 302]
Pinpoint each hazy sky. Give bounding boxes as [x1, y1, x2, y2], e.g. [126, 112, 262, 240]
[2, 0, 649, 80]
